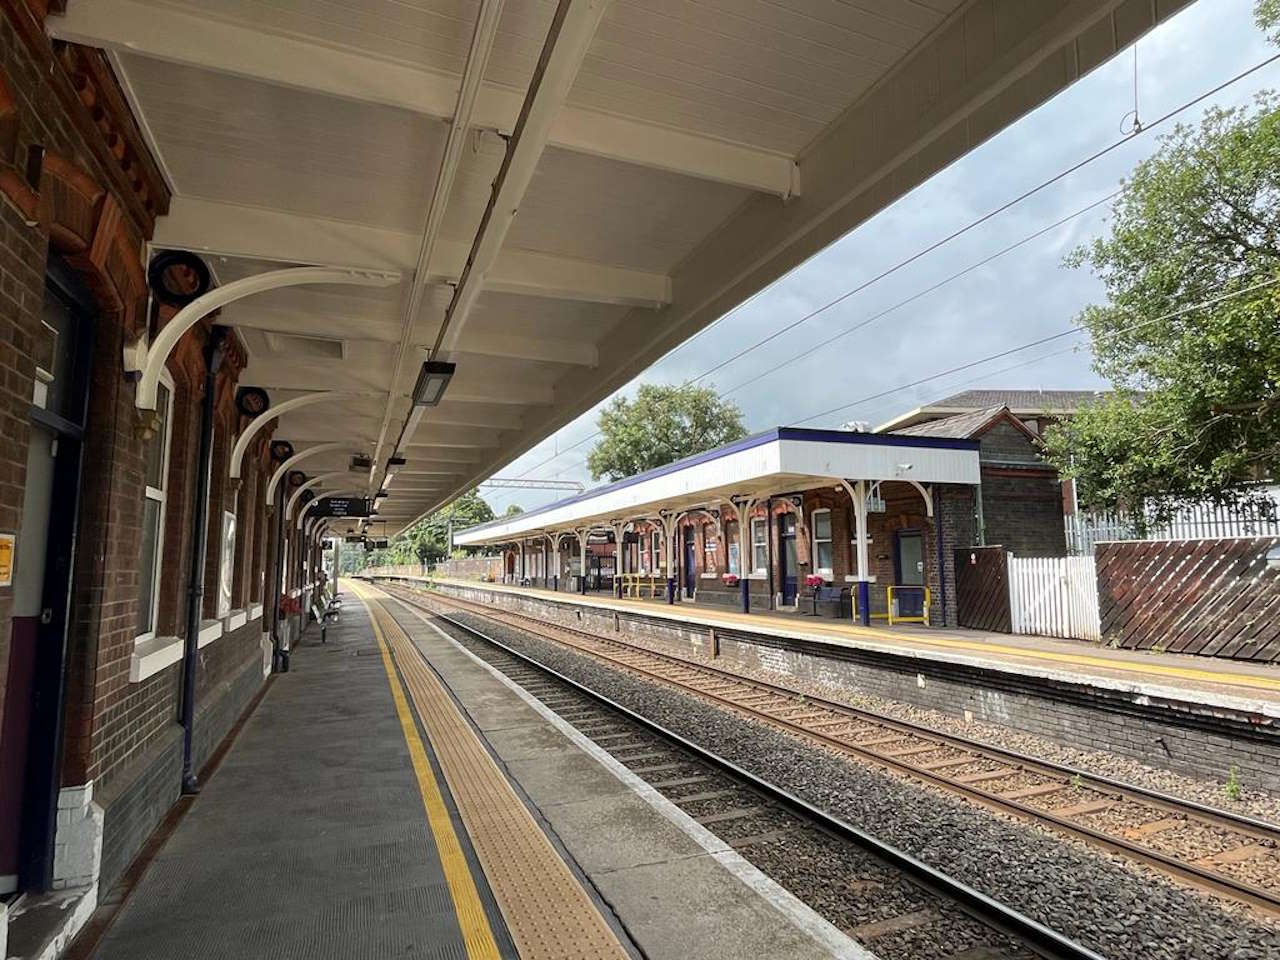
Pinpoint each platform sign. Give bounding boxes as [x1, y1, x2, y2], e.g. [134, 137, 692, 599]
[312, 497, 371, 518]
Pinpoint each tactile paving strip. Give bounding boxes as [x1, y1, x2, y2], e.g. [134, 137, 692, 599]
[352, 582, 631, 960]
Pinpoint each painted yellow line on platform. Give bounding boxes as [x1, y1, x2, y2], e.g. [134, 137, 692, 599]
[352, 581, 501, 960]
[430, 578, 1280, 698]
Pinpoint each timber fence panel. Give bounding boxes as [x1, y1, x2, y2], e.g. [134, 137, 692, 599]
[1094, 537, 1280, 659]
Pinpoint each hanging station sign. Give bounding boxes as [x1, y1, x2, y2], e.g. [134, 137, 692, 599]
[312, 496, 372, 518]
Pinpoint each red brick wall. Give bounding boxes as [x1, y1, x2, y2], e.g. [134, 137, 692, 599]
[0, 184, 44, 724]
[0, 8, 161, 785]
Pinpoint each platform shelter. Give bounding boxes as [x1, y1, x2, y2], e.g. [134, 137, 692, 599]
[454, 428, 983, 627]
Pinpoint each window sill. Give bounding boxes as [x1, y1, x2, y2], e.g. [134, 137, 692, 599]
[699, 573, 719, 579]
[197, 618, 223, 648]
[747, 573, 767, 581]
[224, 608, 248, 632]
[248, 602, 264, 621]
[844, 575, 878, 583]
[130, 635, 183, 682]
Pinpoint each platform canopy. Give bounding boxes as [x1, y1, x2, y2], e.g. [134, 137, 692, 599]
[453, 427, 979, 545]
[50, 0, 1190, 534]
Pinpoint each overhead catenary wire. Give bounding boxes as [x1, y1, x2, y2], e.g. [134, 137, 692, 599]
[792, 274, 1280, 427]
[485, 51, 1280, 504]
[716, 189, 1120, 400]
[687, 51, 1279, 392]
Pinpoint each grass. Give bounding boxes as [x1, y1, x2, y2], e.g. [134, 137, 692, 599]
[1224, 765, 1243, 802]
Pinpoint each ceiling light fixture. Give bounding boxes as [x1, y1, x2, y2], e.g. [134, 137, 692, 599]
[412, 360, 456, 407]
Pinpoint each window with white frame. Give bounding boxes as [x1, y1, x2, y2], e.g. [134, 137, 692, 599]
[136, 372, 173, 640]
[702, 523, 716, 572]
[651, 530, 661, 570]
[725, 520, 740, 575]
[751, 518, 767, 575]
[217, 510, 236, 618]
[812, 509, 833, 578]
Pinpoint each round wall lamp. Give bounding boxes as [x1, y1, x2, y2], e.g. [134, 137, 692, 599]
[147, 250, 212, 308]
[270, 440, 294, 463]
[235, 386, 270, 417]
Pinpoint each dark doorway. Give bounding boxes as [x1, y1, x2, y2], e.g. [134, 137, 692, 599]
[0, 259, 93, 893]
[683, 526, 696, 598]
[894, 529, 925, 620]
[778, 513, 797, 605]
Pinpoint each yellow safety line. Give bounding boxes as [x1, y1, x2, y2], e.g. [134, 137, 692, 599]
[432, 577, 1280, 696]
[353, 580, 502, 960]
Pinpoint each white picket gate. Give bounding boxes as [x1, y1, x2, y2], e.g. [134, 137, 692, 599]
[1007, 554, 1101, 642]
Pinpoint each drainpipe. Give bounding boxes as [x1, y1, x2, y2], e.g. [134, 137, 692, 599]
[270, 487, 287, 671]
[180, 326, 228, 795]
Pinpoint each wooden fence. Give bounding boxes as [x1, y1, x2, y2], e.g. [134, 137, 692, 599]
[1095, 537, 1280, 660]
[1008, 555, 1101, 642]
[954, 547, 1011, 632]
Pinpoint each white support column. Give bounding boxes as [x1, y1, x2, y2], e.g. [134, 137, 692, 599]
[839, 480, 872, 626]
[609, 520, 627, 597]
[577, 528, 589, 594]
[730, 497, 757, 613]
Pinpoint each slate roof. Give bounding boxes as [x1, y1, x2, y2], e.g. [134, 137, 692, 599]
[890, 405, 1009, 439]
[926, 389, 1107, 412]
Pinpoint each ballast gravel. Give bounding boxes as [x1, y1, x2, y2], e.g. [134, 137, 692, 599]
[436, 607, 1280, 960]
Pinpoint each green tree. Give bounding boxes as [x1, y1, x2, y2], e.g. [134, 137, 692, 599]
[1043, 94, 1280, 524]
[504, 503, 525, 516]
[586, 383, 748, 482]
[1259, 0, 1279, 41]
[360, 489, 495, 568]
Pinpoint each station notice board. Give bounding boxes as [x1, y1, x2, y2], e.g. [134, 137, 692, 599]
[312, 497, 372, 518]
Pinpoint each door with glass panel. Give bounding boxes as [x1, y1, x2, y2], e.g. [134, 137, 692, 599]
[0, 260, 93, 893]
[778, 513, 797, 605]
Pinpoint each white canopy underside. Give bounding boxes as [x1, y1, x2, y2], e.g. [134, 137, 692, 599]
[49, 0, 1190, 534]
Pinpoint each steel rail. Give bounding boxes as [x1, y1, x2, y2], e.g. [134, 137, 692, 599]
[403, 596, 1107, 960]
[394, 583, 1280, 916]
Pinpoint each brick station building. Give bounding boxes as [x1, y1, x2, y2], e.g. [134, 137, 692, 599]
[0, 6, 326, 938]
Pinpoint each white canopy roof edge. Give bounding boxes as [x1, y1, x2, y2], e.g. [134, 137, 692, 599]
[454, 428, 980, 546]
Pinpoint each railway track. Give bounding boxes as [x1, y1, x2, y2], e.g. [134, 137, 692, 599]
[382, 581, 1280, 917]
[371, 587, 1103, 960]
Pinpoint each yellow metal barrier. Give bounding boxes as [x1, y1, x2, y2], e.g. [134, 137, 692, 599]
[621, 573, 664, 598]
[886, 585, 931, 626]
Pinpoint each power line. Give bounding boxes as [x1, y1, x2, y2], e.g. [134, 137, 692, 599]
[491, 52, 1280, 488]
[717, 189, 1118, 399]
[792, 275, 1280, 427]
[688, 51, 1280, 391]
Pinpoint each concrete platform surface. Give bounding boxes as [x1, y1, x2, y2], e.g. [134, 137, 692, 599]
[91, 601, 516, 960]
[90, 584, 867, 960]
[381, 591, 871, 960]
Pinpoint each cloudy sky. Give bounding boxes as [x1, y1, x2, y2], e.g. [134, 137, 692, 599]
[482, 0, 1278, 515]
